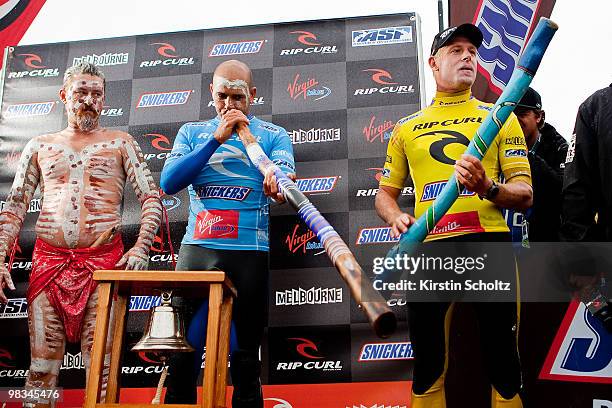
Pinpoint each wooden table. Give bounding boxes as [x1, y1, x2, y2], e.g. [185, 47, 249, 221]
[84, 270, 237, 408]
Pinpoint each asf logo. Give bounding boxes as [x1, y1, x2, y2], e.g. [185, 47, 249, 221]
[18, 53, 45, 68]
[363, 69, 397, 85]
[291, 31, 320, 46]
[151, 42, 179, 58]
[145, 133, 172, 151]
[290, 338, 323, 359]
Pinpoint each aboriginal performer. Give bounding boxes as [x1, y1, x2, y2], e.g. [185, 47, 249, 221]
[0, 62, 162, 407]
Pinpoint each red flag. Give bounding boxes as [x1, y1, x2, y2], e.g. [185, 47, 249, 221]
[0, 0, 47, 70]
[449, 0, 555, 102]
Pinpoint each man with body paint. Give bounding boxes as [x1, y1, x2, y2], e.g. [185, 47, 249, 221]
[160, 60, 295, 407]
[0, 62, 162, 407]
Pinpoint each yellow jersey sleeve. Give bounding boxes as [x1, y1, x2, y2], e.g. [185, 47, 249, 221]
[380, 122, 409, 189]
[498, 113, 532, 185]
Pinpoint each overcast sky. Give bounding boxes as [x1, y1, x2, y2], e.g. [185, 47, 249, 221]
[18, 0, 612, 140]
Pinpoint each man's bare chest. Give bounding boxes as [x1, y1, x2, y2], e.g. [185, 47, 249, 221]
[35, 139, 125, 183]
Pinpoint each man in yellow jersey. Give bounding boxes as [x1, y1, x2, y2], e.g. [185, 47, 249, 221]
[375, 24, 533, 407]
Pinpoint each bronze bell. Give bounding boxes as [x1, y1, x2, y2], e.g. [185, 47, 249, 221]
[131, 290, 194, 353]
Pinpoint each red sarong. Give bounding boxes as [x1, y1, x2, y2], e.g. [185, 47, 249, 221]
[27, 235, 124, 343]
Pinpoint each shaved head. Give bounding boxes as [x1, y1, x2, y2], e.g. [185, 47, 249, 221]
[210, 60, 256, 116]
[213, 59, 253, 87]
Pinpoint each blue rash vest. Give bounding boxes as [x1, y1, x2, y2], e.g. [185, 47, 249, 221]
[160, 115, 295, 251]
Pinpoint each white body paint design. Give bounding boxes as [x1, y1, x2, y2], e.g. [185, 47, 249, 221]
[36, 139, 124, 247]
[0, 131, 161, 255]
[213, 76, 250, 98]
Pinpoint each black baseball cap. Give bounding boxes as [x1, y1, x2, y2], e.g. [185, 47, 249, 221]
[516, 87, 542, 110]
[430, 23, 483, 56]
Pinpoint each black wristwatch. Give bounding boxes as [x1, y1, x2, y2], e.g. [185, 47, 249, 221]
[479, 179, 500, 201]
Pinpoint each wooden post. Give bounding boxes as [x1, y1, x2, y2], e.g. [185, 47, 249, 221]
[105, 292, 128, 402]
[202, 284, 223, 408]
[214, 294, 233, 407]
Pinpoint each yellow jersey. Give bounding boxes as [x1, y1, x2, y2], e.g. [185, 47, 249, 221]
[380, 89, 531, 242]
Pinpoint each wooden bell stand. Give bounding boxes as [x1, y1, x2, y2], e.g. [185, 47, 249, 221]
[83, 270, 237, 408]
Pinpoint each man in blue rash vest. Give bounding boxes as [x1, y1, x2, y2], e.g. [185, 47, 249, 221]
[159, 59, 295, 407]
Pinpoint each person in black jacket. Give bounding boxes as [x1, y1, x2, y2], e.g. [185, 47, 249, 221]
[514, 87, 568, 242]
[561, 84, 612, 241]
[560, 84, 612, 331]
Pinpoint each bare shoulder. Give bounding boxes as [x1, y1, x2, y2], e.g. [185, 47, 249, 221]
[25, 132, 64, 152]
[99, 129, 143, 153]
[34, 131, 63, 144]
[101, 128, 133, 143]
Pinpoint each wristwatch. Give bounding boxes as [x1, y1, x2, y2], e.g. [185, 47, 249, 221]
[479, 179, 500, 201]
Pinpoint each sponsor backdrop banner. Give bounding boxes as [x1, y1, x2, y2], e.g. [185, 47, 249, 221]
[0, 11, 607, 408]
[0, 13, 421, 402]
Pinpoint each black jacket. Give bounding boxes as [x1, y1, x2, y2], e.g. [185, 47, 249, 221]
[527, 123, 568, 241]
[561, 84, 612, 241]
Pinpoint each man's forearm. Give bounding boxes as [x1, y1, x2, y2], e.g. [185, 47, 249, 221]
[490, 180, 533, 210]
[375, 187, 404, 225]
[0, 142, 40, 260]
[123, 138, 163, 254]
[160, 138, 221, 194]
[135, 195, 162, 251]
[0, 212, 24, 260]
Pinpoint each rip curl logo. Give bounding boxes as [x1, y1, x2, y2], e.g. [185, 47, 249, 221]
[151, 42, 178, 58]
[415, 130, 470, 165]
[137, 349, 164, 364]
[209, 144, 251, 178]
[140, 41, 195, 68]
[264, 398, 293, 408]
[290, 31, 320, 46]
[364, 167, 384, 182]
[363, 116, 394, 143]
[145, 133, 172, 151]
[194, 210, 239, 240]
[0, 349, 15, 368]
[149, 233, 166, 253]
[353, 68, 414, 96]
[363, 68, 397, 85]
[280, 31, 337, 56]
[18, 53, 45, 68]
[439, 28, 455, 40]
[286, 73, 331, 101]
[289, 338, 323, 359]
